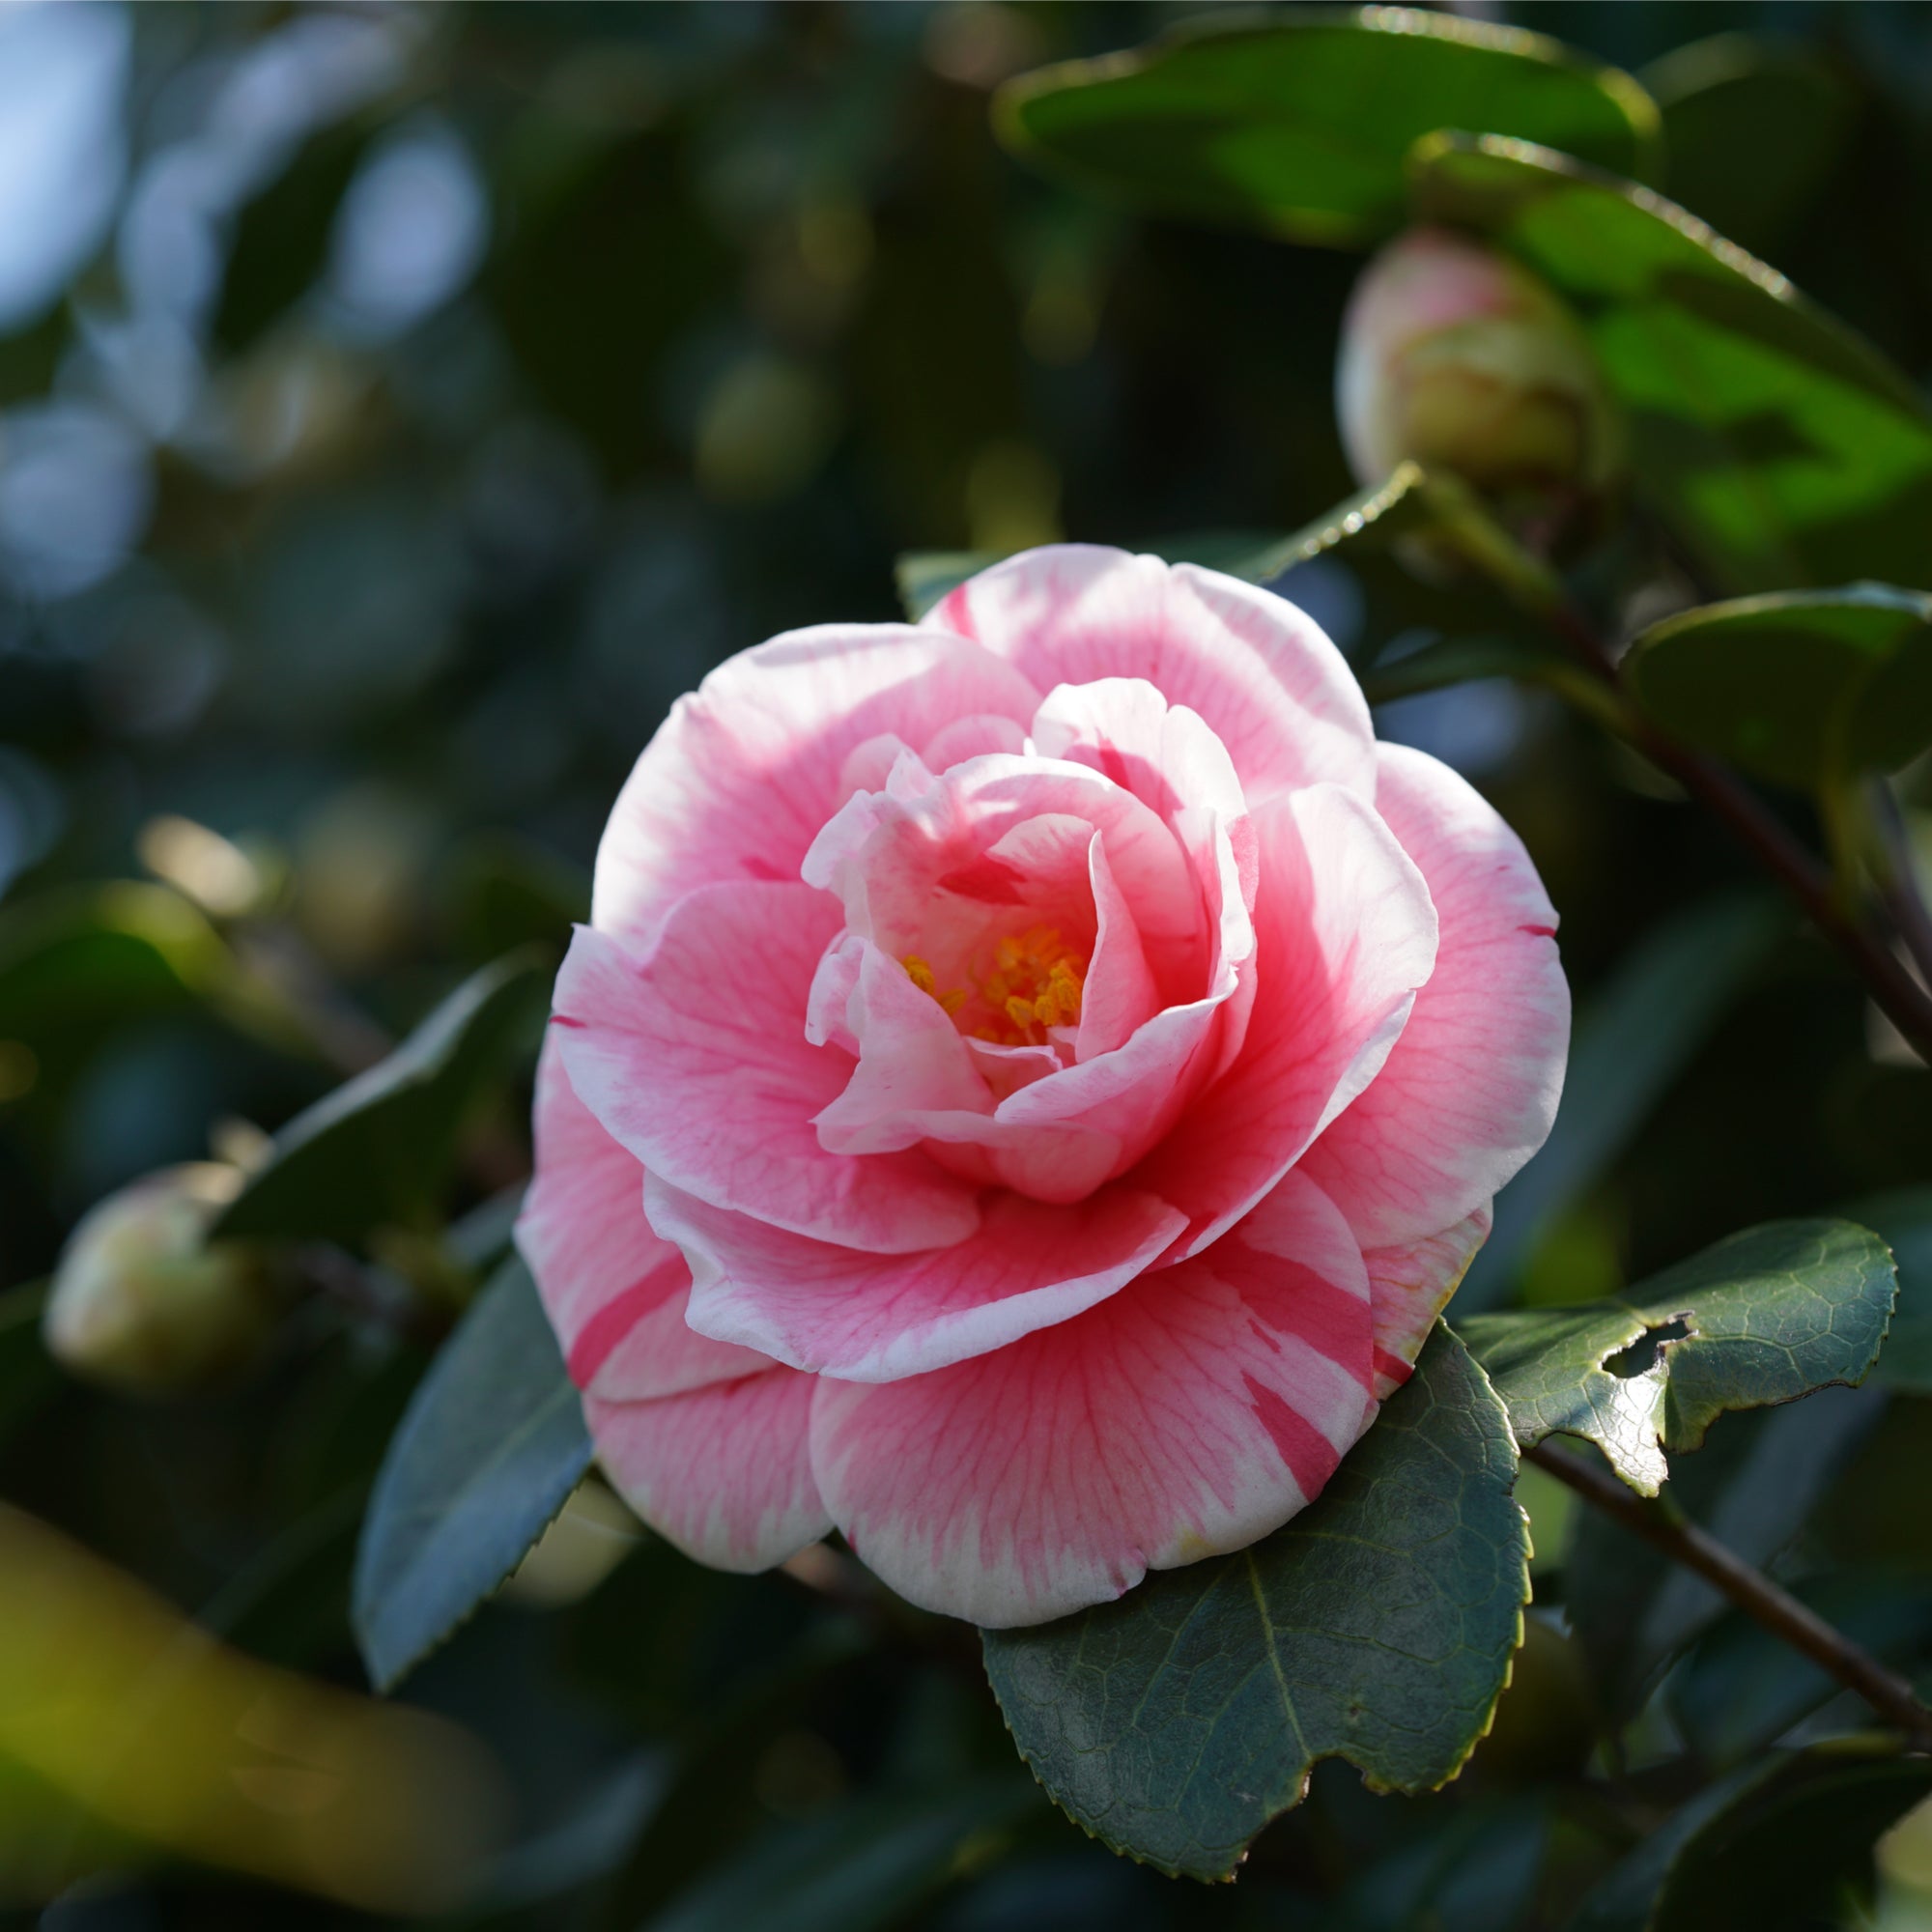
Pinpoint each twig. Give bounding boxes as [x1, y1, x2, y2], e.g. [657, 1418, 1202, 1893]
[1525, 1439, 1932, 1751]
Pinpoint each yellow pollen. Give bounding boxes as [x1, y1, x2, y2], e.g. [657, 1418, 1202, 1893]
[904, 926, 1086, 1045]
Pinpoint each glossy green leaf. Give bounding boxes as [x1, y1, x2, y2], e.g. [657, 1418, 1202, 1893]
[1844, 1187, 1932, 1394]
[996, 10, 1658, 247]
[1460, 1218, 1896, 1494]
[213, 948, 550, 1245]
[1459, 893, 1785, 1309]
[981, 1325, 1527, 1882]
[1642, 33, 1854, 259]
[1627, 585, 1932, 790]
[352, 1257, 589, 1690]
[1408, 134, 1932, 596]
[1569, 1741, 1932, 1932]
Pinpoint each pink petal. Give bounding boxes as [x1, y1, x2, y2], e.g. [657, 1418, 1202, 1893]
[593, 626, 1040, 946]
[517, 1036, 765, 1400]
[587, 1367, 831, 1572]
[929, 546, 1375, 804]
[809, 1171, 1377, 1626]
[651, 1175, 1187, 1380]
[1299, 744, 1569, 1249]
[1363, 1207, 1492, 1401]
[552, 882, 980, 1254]
[1074, 831, 1158, 1060]
[1133, 781, 1438, 1259]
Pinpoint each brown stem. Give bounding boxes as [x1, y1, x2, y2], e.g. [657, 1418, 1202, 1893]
[1525, 1439, 1932, 1751]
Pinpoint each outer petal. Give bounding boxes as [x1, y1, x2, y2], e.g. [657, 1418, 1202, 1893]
[553, 882, 980, 1254]
[593, 626, 1041, 945]
[1363, 1207, 1492, 1401]
[650, 1175, 1186, 1381]
[517, 1035, 765, 1400]
[587, 1368, 831, 1573]
[810, 1172, 1378, 1626]
[1133, 782, 1438, 1259]
[930, 547, 1375, 803]
[1299, 743, 1568, 1250]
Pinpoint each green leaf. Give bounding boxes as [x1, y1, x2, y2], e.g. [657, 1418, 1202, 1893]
[1459, 892, 1785, 1309]
[981, 1325, 1527, 1882]
[0, 1281, 55, 1450]
[648, 1780, 1038, 1932]
[995, 9, 1658, 248]
[1460, 1219, 1897, 1494]
[352, 1257, 590, 1690]
[1569, 1741, 1932, 1932]
[1641, 33, 1855, 260]
[1408, 134, 1932, 596]
[1844, 1188, 1932, 1394]
[1626, 585, 1932, 790]
[213, 948, 551, 1245]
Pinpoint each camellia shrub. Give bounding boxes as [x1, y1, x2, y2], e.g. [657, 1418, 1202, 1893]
[9, 6, 1932, 1927]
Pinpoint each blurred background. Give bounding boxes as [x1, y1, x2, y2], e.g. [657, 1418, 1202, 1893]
[8, 3, 1932, 1927]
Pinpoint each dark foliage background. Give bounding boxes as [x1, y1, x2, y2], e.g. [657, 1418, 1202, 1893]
[6, 4, 1932, 1927]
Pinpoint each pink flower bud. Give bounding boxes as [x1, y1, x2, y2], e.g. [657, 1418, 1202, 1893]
[1337, 226, 1622, 553]
[43, 1164, 281, 1395]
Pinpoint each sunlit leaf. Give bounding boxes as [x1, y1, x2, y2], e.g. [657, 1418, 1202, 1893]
[352, 1257, 589, 1691]
[213, 948, 550, 1246]
[1408, 134, 1932, 596]
[996, 9, 1658, 247]
[981, 1325, 1527, 1881]
[1460, 1218, 1896, 1493]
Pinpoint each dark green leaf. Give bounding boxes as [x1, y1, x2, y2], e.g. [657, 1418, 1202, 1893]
[1408, 134, 1932, 596]
[1360, 634, 1590, 707]
[1641, 34, 1855, 259]
[352, 1257, 590, 1691]
[981, 1325, 1527, 1882]
[1627, 585, 1932, 789]
[1460, 1218, 1896, 1492]
[1568, 1741, 1932, 1932]
[214, 948, 551, 1245]
[647, 1779, 1037, 1932]
[996, 10, 1658, 247]
[1567, 1387, 1884, 1722]
[0, 1281, 55, 1449]
[1459, 893, 1785, 1309]
[1844, 1188, 1932, 1394]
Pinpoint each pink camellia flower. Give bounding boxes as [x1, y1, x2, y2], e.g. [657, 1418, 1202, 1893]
[518, 547, 1568, 1627]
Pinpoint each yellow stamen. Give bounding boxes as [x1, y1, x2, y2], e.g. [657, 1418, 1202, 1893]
[905, 928, 1088, 1044]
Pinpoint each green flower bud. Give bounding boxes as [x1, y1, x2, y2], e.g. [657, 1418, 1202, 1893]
[43, 1165, 281, 1395]
[1337, 225, 1623, 555]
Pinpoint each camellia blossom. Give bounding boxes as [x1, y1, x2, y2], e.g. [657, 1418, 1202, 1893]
[518, 546, 1569, 1627]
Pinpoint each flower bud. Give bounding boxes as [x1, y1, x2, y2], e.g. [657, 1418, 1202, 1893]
[1336, 225, 1622, 554]
[43, 1165, 281, 1395]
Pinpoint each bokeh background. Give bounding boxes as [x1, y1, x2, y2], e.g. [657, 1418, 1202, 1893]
[8, 3, 1932, 1927]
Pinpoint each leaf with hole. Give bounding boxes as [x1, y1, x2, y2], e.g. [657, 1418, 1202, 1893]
[1626, 585, 1932, 791]
[1408, 134, 1932, 596]
[996, 9, 1657, 247]
[1459, 1218, 1895, 1494]
[980, 1325, 1527, 1882]
[352, 1256, 590, 1690]
[213, 948, 551, 1246]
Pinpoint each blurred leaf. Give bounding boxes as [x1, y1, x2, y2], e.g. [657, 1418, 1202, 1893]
[0, 1280, 54, 1449]
[895, 551, 1000, 623]
[213, 948, 550, 1245]
[1408, 134, 1932, 596]
[1460, 1218, 1896, 1493]
[981, 1325, 1527, 1882]
[996, 10, 1659, 247]
[352, 1256, 589, 1692]
[199, 1487, 363, 1673]
[442, 831, 590, 966]
[1671, 1571, 1932, 1767]
[1568, 1741, 1932, 1932]
[646, 1779, 1037, 1932]
[1641, 34, 1854, 259]
[1566, 1386, 1885, 1723]
[1359, 633, 1594, 707]
[1844, 1188, 1932, 1394]
[1627, 585, 1932, 790]
[1459, 893, 1785, 1309]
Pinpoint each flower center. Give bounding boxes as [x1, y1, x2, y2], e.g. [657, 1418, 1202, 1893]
[903, 924, 1088, 1046]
